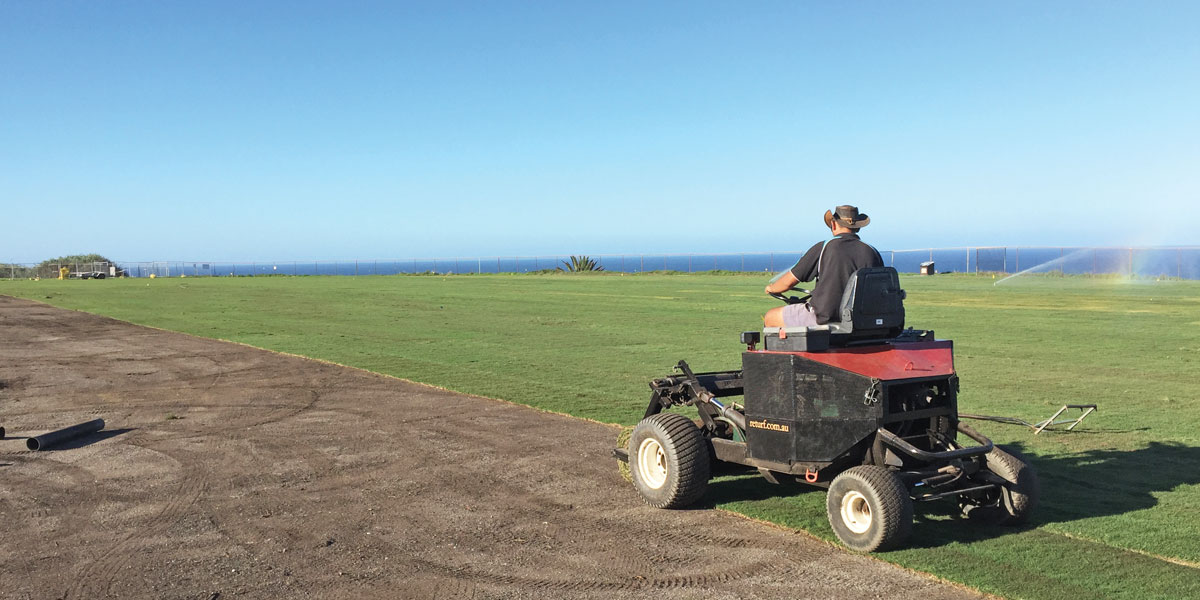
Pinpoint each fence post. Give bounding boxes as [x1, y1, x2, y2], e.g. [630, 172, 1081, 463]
[1179, 248, 1183, 279]
[769, 253, 774, 272]
[688, 255, 692, 273]
[640, 255, 644, 272]
[1015, 248, 1020, 273]
[741, 254, 744, 271]
[1128, 248, 1133, 277]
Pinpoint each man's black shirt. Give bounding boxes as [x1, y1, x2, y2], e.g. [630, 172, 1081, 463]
[789, 233, 884, 323]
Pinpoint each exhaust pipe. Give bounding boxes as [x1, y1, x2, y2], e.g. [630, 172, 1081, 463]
[26, 419, 105, 451]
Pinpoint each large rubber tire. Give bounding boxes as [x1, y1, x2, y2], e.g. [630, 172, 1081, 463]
[961, 446, 1039, 525]
[826, 466, 913, 552]
[628, 412, 710, 509]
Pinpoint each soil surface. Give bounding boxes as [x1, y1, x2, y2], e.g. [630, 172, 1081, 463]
[0, 296, 984, 600]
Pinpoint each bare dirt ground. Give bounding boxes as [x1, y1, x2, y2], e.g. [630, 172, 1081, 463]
[0, 296, 984, 600]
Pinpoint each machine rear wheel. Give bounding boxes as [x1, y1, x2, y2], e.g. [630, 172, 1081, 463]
[628, 413, 710, 509]
[961, 446, 1039, 525]
[826, 466, 912, 552]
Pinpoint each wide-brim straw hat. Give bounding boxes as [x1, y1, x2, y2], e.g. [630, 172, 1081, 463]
[823, 205, 870, 229]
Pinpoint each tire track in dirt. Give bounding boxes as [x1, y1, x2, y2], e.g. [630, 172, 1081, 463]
[68, 389, 329, 598]
[60, 449, 209, 599]
[407, 554, 791, 592]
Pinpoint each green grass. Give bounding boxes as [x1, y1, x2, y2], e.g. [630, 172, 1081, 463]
[3, 273, 1199, 599]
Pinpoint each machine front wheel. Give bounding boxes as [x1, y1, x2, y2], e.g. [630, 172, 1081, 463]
[628, 412, 710, 509]
[961, 446, 1039, 525]
[826, 466, 913, 552]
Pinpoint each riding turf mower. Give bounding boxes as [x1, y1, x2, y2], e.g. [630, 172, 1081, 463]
[613, 267, 1038, 552]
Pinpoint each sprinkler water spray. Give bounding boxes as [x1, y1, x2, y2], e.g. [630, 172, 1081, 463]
[995, 248, 1094, 286]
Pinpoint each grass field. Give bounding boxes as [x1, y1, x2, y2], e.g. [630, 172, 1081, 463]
[3, 273, 1198, 599]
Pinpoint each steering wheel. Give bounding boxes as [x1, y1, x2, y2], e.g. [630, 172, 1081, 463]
[770, 289, 811, 305]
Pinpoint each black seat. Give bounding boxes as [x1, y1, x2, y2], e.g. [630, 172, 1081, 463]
[826, 267, 906, 343]
[759, 267, 906, 352]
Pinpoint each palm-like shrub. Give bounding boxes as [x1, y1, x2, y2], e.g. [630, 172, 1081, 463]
[558, 255, 605, 272]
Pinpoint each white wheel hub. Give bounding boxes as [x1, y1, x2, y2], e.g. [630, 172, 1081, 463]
[637, 438, 669, 489]
[840, 490, 872, 534]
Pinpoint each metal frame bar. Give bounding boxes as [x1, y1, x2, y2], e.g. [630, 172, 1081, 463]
[877, 423, 993, 462]
[1033, 404, 1097, 434]
[960, 404, 1097, 434]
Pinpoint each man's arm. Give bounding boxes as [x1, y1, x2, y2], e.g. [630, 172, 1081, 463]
[765, 270, 799, 294]
[765, 241, 823, 295]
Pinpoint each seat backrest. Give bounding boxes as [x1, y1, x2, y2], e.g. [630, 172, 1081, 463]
[831, 267, 905, 341]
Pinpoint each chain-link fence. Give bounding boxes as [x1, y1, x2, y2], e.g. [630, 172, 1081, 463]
[886, 246, 1200, 279]
[4, 247, 1199, 280]
[1, 261, 122, 280]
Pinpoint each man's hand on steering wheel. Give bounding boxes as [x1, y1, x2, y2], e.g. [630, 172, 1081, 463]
[766, 270, 812, 305]
[770, 290, 810, 305]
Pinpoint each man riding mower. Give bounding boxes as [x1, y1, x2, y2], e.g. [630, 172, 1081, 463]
[613, 207, 1038, 552]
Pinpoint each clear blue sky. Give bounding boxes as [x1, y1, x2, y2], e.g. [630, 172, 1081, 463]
[3, 1, 1197, 262]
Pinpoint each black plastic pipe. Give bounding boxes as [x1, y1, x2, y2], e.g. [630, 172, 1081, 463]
[26, 419, 105, 451]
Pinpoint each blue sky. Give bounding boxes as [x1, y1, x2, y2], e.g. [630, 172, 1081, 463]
[2, 1, 1197, 262]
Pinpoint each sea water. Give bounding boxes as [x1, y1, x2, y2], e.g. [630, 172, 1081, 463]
[122, 247, 1200, 280]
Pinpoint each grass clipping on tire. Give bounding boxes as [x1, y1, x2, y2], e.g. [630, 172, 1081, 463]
[617, 426, 633, 482]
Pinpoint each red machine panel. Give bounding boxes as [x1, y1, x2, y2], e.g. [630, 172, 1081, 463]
[756, 340, 954, 380]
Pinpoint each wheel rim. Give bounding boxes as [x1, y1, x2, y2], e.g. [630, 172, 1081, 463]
[637, 438, 669, 489]
[840, 491, 872, 534]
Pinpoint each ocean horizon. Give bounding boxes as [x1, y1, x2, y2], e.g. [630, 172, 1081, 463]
[105, 247, 1200, 280]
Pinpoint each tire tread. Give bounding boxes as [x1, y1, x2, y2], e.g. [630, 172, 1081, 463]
[987, 446, 1039, 525]
[629, 412, 710, 509]
[827, 465, 913, 552]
